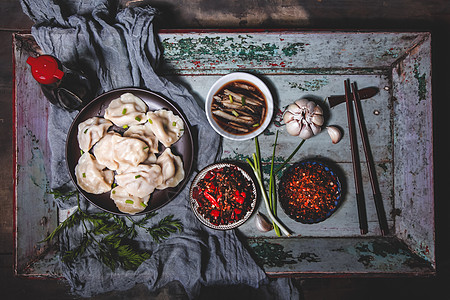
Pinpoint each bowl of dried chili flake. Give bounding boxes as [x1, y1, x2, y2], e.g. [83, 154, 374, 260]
[189, 162, 257, 230]
[278, 160, 342, 224]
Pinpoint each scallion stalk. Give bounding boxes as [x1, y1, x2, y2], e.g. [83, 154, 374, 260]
[268, 131, 281, 236]
[246, 136, 291, 237]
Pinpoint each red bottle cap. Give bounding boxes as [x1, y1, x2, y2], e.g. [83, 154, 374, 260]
[26, 55, 64, 85]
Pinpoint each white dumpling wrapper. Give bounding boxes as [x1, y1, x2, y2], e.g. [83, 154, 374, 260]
[123, 123, 159, 154]
[104, 93, 147, 127]
[115, 164, 163, 198]
[77, 117, 112, 152]
[146, 109, 184, 147]
[112, 135, 149, 169]
[111, 186, 150, 215]
[75, 153, 114, 194]
[156, 148, 185, 190]
[93, 132, 121, 170]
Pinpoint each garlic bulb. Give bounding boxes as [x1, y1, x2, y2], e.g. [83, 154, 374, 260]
[255, 212, 273, 232]
[283, 99, 324, 139]
[326, 126, 342, 144]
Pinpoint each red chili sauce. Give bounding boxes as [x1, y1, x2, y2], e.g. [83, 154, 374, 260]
[192, 165, 254, 226]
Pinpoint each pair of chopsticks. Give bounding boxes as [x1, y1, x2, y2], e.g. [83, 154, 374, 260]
[344, 79, 389, 236]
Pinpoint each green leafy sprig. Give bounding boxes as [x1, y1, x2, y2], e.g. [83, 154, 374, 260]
[42, 191, 183, 271]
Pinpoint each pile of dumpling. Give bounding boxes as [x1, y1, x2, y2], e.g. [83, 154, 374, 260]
[74, 92, 185, 214]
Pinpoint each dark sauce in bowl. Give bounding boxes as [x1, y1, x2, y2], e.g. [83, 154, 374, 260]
[211, 80, 267, 135]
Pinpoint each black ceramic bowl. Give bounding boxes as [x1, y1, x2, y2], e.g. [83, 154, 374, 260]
[279, 160, 342, 224]
[66, 88, 194, 215]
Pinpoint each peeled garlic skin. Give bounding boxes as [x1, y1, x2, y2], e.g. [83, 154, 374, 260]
[327, 126, 342, 144]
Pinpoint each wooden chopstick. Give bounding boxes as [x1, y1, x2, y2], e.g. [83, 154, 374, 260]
[351, 82, 389, 236]
[344, 79, 368, 235]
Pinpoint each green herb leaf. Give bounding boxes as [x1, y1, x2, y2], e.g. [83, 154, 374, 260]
[135, 116, 141, 121]
[147, 215, 183, 243]
[42, 190, 183, 272]
[122, 108, 127, 115]
[126, 199, 134, 204]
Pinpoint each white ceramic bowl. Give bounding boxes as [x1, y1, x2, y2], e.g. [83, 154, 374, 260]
[205, 72, 273, 141]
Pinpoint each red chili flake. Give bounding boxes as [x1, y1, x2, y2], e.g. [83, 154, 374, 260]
[279, 161, 341, 224]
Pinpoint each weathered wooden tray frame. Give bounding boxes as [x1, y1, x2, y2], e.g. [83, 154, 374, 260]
[13, 30, 434, 278]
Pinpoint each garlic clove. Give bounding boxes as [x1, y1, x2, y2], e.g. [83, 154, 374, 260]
[294, 98, 310, 108]
[311, 114, 324, 126]
[287, 103, 302, 114]
[255, 212, 273, 232]
[286, 120, 302, 136]
[327, 126, 342, 144]
[310, 122, 322, 135]
[306, 100, 316, 112]
[299, 123, 314, 139]
[283, 111, 294, 124]
[313, 105, 323, 116]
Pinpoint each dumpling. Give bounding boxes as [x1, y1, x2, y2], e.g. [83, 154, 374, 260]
[146, 109, 184, 147]
[104, 93, 147, 127]
[93, 132, 121, 170]
[115, 164, 163, 198]
[111, 186, 150, 215]
[156, 148, 185, 190]
[77, 117, 112, 152]
[123, 123, 159, 154]
[75, 153, 114, 194]
[112, 135, 149, 168]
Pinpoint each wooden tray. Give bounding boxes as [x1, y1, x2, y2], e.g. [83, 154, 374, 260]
[13, 30, 434, 277]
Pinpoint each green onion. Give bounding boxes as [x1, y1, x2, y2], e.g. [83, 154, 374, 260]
[228, 94, 233, 103]
[125, 199, 134, 204]
[241, 96, 246, 106]
[112, 183, 117, 188]
[80, 150, 84, 155]
[112, 190, 116, 194]
[84, 128, 88, 134]
[172, 121, 176, 126]
[135, 175, 141, 179]
[82, 173, 86, 178]
[135, 116, 141, 122]
[231, 110, 239, 117]
[252, 123, 259, 127]
[123, 125, 128, 129]
[143, 146, 149, 150]
[122, 108, 127, 115]
[140, 202, 147, 208]
[148, 118, 153, 124]
[246, 135, 291, 237]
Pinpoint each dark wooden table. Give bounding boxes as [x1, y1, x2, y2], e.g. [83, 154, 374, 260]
[1, 1, 449, 299]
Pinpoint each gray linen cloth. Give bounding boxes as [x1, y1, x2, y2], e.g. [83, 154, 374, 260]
[21, 0, 299, 298]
